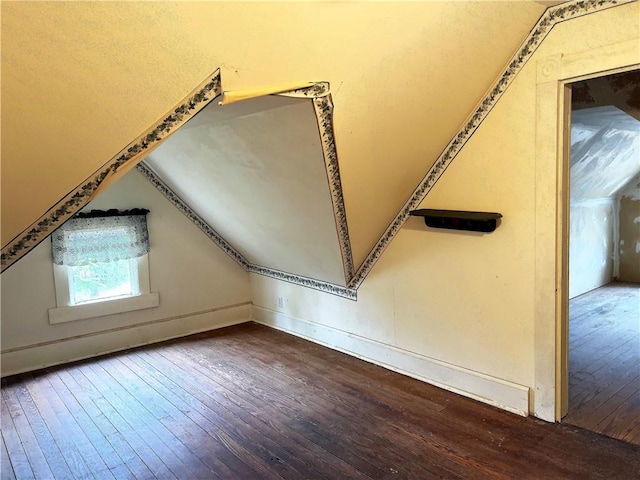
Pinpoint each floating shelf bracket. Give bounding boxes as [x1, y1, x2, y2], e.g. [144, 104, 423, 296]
[409, 209, 502, 233]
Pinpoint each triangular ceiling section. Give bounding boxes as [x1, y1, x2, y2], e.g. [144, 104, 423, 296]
[2, 0, 559, 274]
[1, 71, 357, 298]
[140, 84, 356, 296]
[570, 105, 640, 201]
[2, 0, 628, 297]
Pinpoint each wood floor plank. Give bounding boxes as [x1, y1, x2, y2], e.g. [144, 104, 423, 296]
[1, 395, 34, 480]
[12, 382, 78, 479]
[113, 354, 370, 480]
[136, 349, 351, 480]
[569, 346, 639, 417]
[157, 340, 446, 479]
[625, 422, 640, 443]
[123, 352, 285, 480]
[170, 331, 571, 479]
[568, 336, 637, 392]
[27, 374, 115, 479]
[46, 370, 135, 480]
[3, 321, 640, 479]
[596, 388, 640, 438]
[215, 324, 636, 475]
[237, 325, 638, 478]
[220, 326, 598, 479]
[1, 386, 55, 479]
[113, 356, 262, 480]
[56, 369, 156, 479]
[569, 293, 636, 349]
[70, 364, 178, 480]
[565, 282, 640, 445]
[25, 373, 115, 480]
[95, 357, 228, 480]
[80, 361, 201, 480]
[1, 431, 17, 480]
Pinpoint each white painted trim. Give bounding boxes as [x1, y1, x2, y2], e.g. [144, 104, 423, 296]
[2, 303, 251, 377]
[48, 292, 160, 324]
[253, 306, 530, 416]
[534, 38, 640, 421]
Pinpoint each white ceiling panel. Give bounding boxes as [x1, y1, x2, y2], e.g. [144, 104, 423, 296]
[145, 95, 348, 286]
[571, 105, 640, 200]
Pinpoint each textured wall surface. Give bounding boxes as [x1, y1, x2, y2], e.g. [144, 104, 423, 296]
[250, 2, 639, 418]
[1, 1, 549, 268]
[1, 170, 250, 371]
[568, 106, 640, 297]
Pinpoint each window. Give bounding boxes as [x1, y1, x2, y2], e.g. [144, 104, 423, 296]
[48, 209, 159, 324]
[67, 256, 140, 305]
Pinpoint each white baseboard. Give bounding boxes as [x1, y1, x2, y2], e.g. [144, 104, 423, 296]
[1, 303, 251, 377]
[253, 306, 530, 416]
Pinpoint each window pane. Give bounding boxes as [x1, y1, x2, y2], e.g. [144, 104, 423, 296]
[68, 258, 136, 304]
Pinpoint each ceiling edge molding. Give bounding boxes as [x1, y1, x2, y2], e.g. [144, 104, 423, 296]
[0, 70, 223, 272]
[136, 79, 355, 297]
[137, 161, 357, 299]
[312, 94, 355, 284]
[348, 0, 633, 289]
[277, 81, 331, 99]
[247, 264, 357, 300]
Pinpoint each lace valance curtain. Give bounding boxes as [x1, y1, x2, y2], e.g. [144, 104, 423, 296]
[52, 210, 150, 266]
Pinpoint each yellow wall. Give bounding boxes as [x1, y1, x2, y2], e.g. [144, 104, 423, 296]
[3, 0, 638, 417]
[251, 2, 640, 419]
[1, 169, 251, 375]
[1, 1, 547, 267]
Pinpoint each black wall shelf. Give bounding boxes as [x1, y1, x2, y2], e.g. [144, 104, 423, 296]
[409, 209, 502, 233]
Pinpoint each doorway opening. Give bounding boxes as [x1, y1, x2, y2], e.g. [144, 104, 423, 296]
[562, 69, 640, 445]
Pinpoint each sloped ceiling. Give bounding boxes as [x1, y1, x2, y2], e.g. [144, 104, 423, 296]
[571, 105, 640, 201]
[1, 1, 552, 272]
[143, 94, 350, 286]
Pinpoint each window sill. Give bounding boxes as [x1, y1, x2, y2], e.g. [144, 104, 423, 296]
[48, 292, 159, 325]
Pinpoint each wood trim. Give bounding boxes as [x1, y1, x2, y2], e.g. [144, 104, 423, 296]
[253, 306, 530, 416]
[534, 38, 640, 421]
[1, 303, 251, 377]
[48, 292, 160, 325]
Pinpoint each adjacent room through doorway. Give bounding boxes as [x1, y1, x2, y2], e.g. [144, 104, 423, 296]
[563, 69, 640, 445]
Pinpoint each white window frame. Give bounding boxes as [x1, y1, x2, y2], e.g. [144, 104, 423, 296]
[49, 248, 158, 325]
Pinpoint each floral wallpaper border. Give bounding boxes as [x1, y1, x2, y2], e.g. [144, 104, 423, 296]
[247, 264, 357, 300]
[349, 0, 632, 289]
[137, 161, 357, 299]
[313, 94, 356, 284]
[1, 70, 223, 271]
[280, 82, 331, 99]
[1, 72, 356, 298]
[135, 161, 250, 270]
[136, 83, 358, 300]
[2, 0, 629, 295]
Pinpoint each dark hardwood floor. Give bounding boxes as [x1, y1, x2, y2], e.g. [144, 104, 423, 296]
[564, 282, 640, 445]
[2, 322, 639, 479]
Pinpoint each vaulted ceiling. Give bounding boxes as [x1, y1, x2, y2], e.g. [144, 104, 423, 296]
[2, 1, 558, 285]
[571, 106, 640, 201]
[143, 94, 352, 286]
